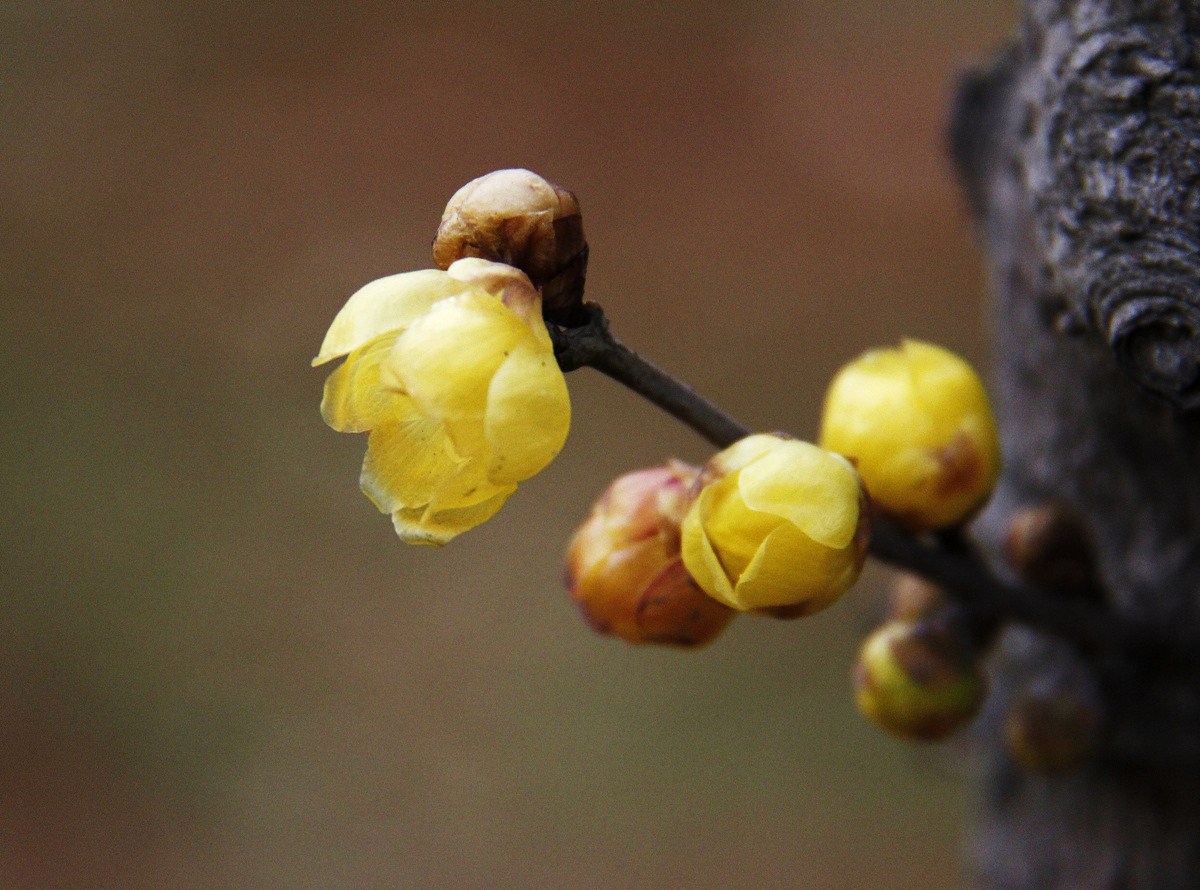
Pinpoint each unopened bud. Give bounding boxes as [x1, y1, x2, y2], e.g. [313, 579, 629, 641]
[566, 463, 734, 647]
[820, 340, 1002, 531]
[680, 434, 871, 614]
[853, 617, 986, 741]
[1004, 502, 1101, 595]
[1005, 676, 1103, 773]
[887, 572, 946, 621]
[433, 169, 587, 320]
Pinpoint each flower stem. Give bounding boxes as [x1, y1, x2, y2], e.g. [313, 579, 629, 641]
[550, 303, 749, 447]
[550, 303, 1200, 673]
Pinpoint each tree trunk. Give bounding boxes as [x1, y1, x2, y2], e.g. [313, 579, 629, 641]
[951, 1, 1200, 886]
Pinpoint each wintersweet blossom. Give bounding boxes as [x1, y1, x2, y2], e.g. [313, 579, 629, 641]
[680, 434, 870, 613]
[820, 340, 1001, 531]
[314, 258, 570, 545]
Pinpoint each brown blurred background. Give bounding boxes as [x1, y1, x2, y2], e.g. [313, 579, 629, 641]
[2, 2, 1014, 887]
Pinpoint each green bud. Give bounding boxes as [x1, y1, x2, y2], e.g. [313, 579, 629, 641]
[854, 618, 986, 742]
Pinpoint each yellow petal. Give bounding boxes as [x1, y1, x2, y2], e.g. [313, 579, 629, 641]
[680, 491, 738, 608]
[446, 258, 545, 332]
[384, 291, 526, 439]
[701, 473, 782, 580]
[733, 522, 861, 611]
[320, 332, 402, 432]
[484, 338, 570, 484]
[705, 433, 783, 477]
[391, 490, 514, 546]
[359, 413, 463, 514]
[313, 270, 468, 366]
[428, 459, 515, 512]
[736, 442, 861, 550]
[820, 340, 1000, 530]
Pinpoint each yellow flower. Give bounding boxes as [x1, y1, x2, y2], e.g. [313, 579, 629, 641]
[313, 258, 570, 545]
[820, 339, 1001, 531]
[680, 434, 870, 613]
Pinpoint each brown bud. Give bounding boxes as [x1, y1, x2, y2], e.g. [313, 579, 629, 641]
[433, 169, 586, 319]
[1004, 501, 1100, 595]
[887, 572, 946, 621]
[565, 464, 734, 647]
[1005, 677, 1103, 773]
[853, 617, 987, 742]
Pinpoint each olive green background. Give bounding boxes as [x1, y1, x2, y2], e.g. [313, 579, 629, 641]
[3, 2, 1013, 886]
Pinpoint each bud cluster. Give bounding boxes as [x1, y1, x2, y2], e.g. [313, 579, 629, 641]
[564, 433, 873, 645]
[316, 171, 1043, 765]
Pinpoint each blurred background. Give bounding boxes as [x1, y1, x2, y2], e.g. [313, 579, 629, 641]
[2, 1, 1015, 886]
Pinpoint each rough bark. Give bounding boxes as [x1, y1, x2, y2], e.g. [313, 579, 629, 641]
[951, 1, 1200, 886]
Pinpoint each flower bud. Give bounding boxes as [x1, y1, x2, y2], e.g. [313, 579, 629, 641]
[853, 617, 986, 741]
[1005, 677, 1103, 773]
[433, 169, 586, 319]
[680, 434, 870, 614]
[566, 464, 735, 647]
[819, 340, 1001, 532]
[887, 572, 945, 621]
[1003, 502, 1100, 595]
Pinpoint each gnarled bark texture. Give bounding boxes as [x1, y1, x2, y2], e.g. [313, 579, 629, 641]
[952, 1, 1200, 886]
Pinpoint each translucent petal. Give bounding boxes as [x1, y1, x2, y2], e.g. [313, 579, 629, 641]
[821, 349, 925, 450]
[733, 522, 860, 611]
[701, 474, 781, 580]
[359, 414, 463, 514]
[313, 270, 467, 366]
[391, 490, 514, 546]
[706, 433, 782, 477]
[737, 442, 861, 549]
[680, 491, 738, 608]
[447, 258, 544, 331]
[319, 332, 402, 433]
[484, 338, 571, 484]
[385, 291, 525, 431]
[428, 458, 515, 512]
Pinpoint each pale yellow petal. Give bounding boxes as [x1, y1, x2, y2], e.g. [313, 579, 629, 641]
[706, 433, 784, 477]
[680, 492, 738, 608]
[313, 270, 467, 366]
[821, 349, 924, 453]
[320, 332, 402, 433]
[446, 257, 544, 331]
[736, 442, 861, 550]
[391, 490, 514, 546]
[701, 474, 781, 580]
[359, 414, 462, 514]
[483, 338, 570, 484]
[733, 522, 861, 611]
[384, 291, 526, 434]
[428, 459, 515, 512]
